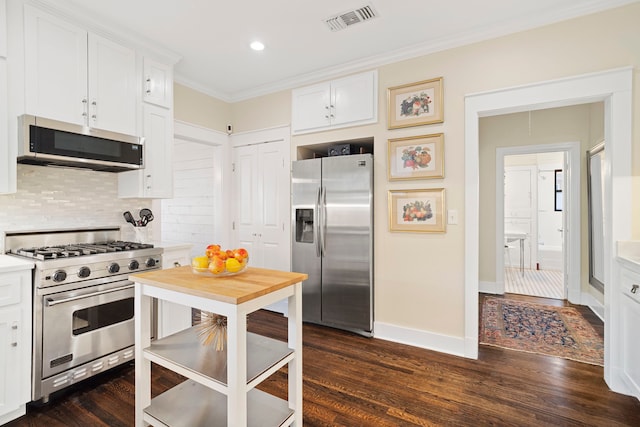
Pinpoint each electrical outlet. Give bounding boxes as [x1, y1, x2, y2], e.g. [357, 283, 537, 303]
[448, 209, 458, 225]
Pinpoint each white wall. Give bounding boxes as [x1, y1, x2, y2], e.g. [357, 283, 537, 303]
[160, 138, 225, 257]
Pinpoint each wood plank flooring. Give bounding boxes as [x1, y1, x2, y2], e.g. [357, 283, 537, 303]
[6, 294, 639, 426]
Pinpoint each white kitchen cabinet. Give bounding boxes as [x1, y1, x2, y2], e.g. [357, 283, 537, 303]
[291, 70, 377, 134]
[118, 103, 173, 198]
[0, 0, 7, 58]
[619, 262, 640, 399]
[0, 259, 33, 425]
[157, 243, 193, 339]
[143, 57, 173, 109]
[0, 58, 11, 195]
[24, 4, 137, 136]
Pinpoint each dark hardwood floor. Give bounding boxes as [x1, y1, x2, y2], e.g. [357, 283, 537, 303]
[7, 294, 639, 426]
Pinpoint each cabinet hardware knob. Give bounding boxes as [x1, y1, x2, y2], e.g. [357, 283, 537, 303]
[325, 106, 329, 109]
[91, 101, 97, 105]
[632, 284, 639, 294]
[82, 99, 88, 103]
[146, 78, 151, 83]
[11, 325, 17, 330]
[11, 342, 17, 347]
[174, 262, 181, 267]
[91, 115, 97, 119]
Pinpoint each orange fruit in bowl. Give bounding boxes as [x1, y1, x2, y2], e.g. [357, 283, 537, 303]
[209, 257, 226, 274]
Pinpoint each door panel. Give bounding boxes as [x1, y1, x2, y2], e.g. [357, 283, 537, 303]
[292, 159, 321, 323]
[321, 154, 373, 332]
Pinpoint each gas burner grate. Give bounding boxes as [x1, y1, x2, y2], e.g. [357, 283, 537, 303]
[9, 241, 154, 260]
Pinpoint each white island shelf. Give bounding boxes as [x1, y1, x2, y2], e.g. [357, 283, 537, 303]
[131, 266, 307, 427]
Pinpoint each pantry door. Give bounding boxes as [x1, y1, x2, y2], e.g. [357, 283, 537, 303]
[232, 131, 291, 275]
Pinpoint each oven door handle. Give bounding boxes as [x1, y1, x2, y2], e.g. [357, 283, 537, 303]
[45, 284, 134, 307]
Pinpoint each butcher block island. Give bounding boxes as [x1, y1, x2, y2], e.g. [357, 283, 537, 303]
[131, 266, 307, 427]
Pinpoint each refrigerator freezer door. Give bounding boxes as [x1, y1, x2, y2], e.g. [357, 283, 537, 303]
[292, 158, 322, 324]
[321, 154, 373, 332]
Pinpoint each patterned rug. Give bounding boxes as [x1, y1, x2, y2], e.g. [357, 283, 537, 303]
[480, 297, 604, 366]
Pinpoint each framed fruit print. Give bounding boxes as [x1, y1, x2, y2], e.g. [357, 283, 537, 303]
[388, 188, 446, 233]
[387, 133, 444, 180]
[387, 77, 444, 129]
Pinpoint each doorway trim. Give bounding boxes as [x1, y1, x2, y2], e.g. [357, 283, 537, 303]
[495, 143, 581, 302]
[464, 67, 632, 394]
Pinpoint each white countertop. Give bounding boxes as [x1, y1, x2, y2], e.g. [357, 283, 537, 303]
[153, 241, 193, 251]
[0, 255, 35, 273]
[617, 241, 640, 270]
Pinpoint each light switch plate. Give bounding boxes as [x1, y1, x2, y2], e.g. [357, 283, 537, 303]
[447, 209, 458, 225]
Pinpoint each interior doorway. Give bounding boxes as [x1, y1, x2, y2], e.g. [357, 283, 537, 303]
[502, 151, 566, 300]
[464, 67, 633, 396]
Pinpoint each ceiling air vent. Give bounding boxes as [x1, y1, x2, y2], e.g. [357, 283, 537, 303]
[324, 4, 379, 32]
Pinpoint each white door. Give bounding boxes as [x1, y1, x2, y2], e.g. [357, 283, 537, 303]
[24, 5, 88, 125]
[233, 140, 290, 272]
[331, 71, 376, 127]
[291, 82, 331, 133]
[88, 33, 136, 135]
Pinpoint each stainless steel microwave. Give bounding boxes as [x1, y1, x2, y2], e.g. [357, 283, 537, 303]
[17, 114, 144, 172]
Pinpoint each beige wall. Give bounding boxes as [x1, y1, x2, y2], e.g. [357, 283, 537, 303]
[176, 3, 640, 340]
[479, 104, 604, 303]
[173, 83, 232, 132]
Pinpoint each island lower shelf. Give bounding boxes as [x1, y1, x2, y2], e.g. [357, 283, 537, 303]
[144, 326, 294, 393]
[144, 380, 294, 427]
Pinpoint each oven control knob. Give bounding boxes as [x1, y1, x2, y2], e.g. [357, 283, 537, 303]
[108, 263, 120, 274]
[128, 260, 140, 270]
[52, 270, 67, 282]
[145, 258, 156, 268]
[78, 266, 91, 278]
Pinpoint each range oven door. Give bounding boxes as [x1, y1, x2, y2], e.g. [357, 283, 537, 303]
[40, 279, 135, 379]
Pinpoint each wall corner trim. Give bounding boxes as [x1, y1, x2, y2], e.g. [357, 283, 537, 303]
[373, 321, 467, 358]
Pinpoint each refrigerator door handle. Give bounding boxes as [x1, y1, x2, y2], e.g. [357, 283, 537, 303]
[321, 185, 328, 257]
[315, 186, 322, 257]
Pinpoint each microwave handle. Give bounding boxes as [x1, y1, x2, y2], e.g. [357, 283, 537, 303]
[45, 283, 134, 307]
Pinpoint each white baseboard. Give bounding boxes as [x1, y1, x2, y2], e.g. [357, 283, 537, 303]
[374, 321, 466, 358]
[581, 291, 605, 322]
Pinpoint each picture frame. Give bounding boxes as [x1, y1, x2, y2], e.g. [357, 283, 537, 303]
[387, 133, 444, 181]
[388, 188, 446, 233]
[387, 77, 444, 129]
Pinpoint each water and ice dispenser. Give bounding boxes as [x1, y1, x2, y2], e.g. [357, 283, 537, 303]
[295, 209, 314, 243]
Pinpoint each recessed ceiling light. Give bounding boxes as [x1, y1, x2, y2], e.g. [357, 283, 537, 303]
[250, 41, 265, 51]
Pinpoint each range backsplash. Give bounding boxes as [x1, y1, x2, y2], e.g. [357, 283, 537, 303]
[0, 165, 153, 251]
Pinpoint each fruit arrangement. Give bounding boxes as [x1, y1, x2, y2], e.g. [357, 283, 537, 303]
[191, 244, 249, 276]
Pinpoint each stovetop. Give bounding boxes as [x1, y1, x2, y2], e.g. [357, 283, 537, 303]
[10, 241, 154, 261]
[4, 227, 163, 288]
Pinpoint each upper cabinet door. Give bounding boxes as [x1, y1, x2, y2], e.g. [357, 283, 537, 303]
[87, 34, 136, 135]
[143, 57, 173, 108]
[24, 4, 88, 126]
[330, 71, 377, 127]
[0, 0, 7, 58]
[291, 82, 331, 133]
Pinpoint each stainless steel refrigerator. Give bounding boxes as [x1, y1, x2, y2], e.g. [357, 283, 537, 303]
[292, 153, 373, 335]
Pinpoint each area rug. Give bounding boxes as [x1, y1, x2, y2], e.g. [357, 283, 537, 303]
[480, 297, 604, 366]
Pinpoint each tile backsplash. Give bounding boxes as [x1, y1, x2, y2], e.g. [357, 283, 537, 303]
[0, 165, 153, 251]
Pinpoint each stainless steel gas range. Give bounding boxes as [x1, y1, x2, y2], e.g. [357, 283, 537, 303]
[4, 227, 163, 403]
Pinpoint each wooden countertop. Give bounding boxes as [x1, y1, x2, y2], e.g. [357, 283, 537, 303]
[130, 266, 307, 305]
